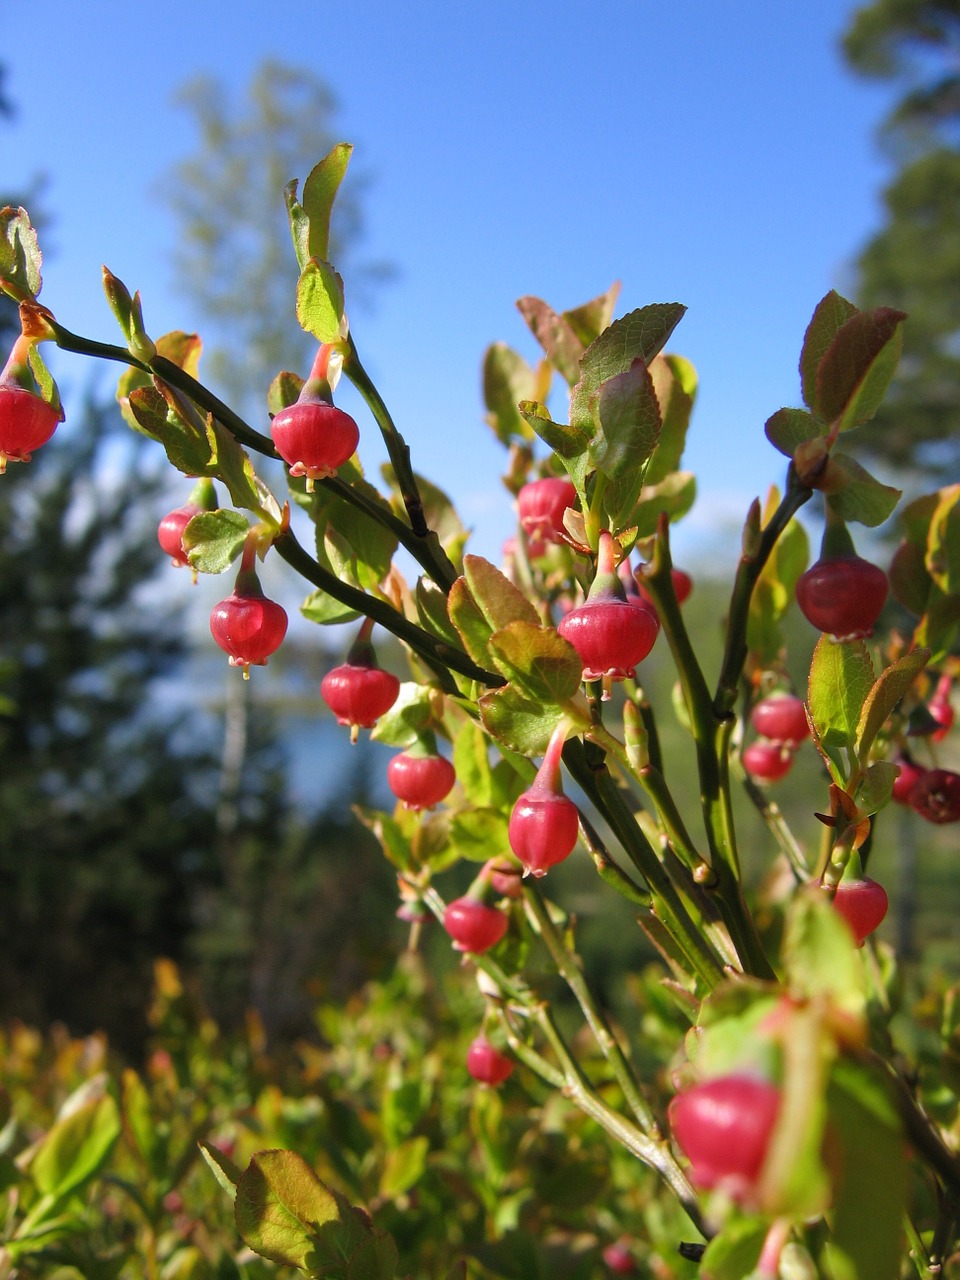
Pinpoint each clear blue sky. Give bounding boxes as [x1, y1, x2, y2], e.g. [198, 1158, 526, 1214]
[4, 0, 894, 570]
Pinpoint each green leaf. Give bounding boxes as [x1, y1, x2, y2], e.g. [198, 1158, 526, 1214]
[452, 721, 497, 807]
[824, 453, 901, 527]
[516, 295, 585, 386]
[764, 407, 825, 458]
[121, 1069, 159, 1172]
[570, 303, 686, 431]
[808, 636, 875, 776]
[353, 806, 413, 873]
[416, 577, 462, 648]
[463, 556, 540, 631]
[378, 1136, 429, 1200]
[448, 578, 495, 667]
[267, 370, 304, 414]
[857, 760, 899, 813]
[312, 478, 398, 591]
[127, 383, 212, 476]
[799, 290, 859, 414]
[370, 682, 435, 748]
[199, 1140, 243, 1202]
[815, 306, 906, 431]
[824, 1056, 906, 1280]
[747, 500, 809, 664]
[234, 1149, 342, 1269]
[644, 353, 696, 484]
[31, 1090, 121, 1201]
[296, 257, 345, 343]
[182, 509, 251, 575]
[479, 684, 581, 755]
[382, 466, 468, 564]
[629, 470, 696, 538]
[208, 418, 281, 524]
[688, 987, 783, 1082]
[699, 1218, 768, 1280]
[927, 484, 960, 595]
[856, 647, 929, 763]
[488, 622, 582, 703]
[517, 400, 590, 459]
[302, 143, 353, 264]
[781, 890, 866, 1019]
[0, 206, 42, 301]
[589, 360, 662, 525]
[483, 343, 539, 444]
[301, 589, 361, 626]
[916, 583, 960, 665]
[450, 807, 511, 863]
[755, 1000, 832, 1219]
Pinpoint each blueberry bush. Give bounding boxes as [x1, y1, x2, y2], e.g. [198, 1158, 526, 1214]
[2, 144, 960, 1278]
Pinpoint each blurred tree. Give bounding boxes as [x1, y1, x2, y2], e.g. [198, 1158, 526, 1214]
[160, 59, 399, 1035]
[164, 59, 389, 417]
[842, 0, 960, 478]
[0, 408, 222, 1055]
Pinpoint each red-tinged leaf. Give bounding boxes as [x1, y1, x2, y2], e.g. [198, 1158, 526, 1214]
[799, 290, 859, 414]
[889, 538, 931, 616]
[815, 307, 907, 430]
[156, 330, 203, 379]
[562, 282, 622, 347]
[516, 295, 585, 386]
[856, 647, 929, 763]
[645, 353, 696, 484]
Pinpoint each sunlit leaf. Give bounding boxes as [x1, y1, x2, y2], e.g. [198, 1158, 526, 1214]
[824, 453, 901, 527]
[570, 303, 686, 431]
[234, 1150, 341, 1269]
[516, 295, 584, 386]
[799, 290, 858, 414]
[816, 306, 906, 431]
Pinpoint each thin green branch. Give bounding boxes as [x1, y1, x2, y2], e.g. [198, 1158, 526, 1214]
[577, 810, 652, 907]
[523, 880, 659, 1135]
[714, 465, 814, 717]
[343, 333, 459, 592]
[274, 528, 503, 692]
[561, 739, 726, 990]
[48, 319, 463, 591]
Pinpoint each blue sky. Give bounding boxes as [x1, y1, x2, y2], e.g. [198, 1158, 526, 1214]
[4, 0, 895, 571]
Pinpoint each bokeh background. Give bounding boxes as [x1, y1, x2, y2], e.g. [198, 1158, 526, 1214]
[2, 0, 957, 1054]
